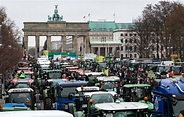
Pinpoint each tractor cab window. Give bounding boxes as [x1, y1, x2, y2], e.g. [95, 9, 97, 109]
[172, 100, 184, 117]
[9, 92, 33, 106]
[59, 87, 76, 98]
[172, 67, 181, 74]
[101, 82, 115, 91]
[91, 94, 114, 104]
[16, 83, 30, 88]
[135, 88, 144, 99]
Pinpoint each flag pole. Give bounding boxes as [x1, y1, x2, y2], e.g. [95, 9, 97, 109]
[113, 13, 115, 22]
[88, 13, 90, 21]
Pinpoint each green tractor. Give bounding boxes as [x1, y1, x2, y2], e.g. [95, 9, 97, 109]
[122, 84, 154, 110]
[38, 69, 63, 110]
[74, 86, 120, 117]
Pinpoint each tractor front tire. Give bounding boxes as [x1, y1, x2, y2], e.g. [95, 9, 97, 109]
[44, 98, 52, 110]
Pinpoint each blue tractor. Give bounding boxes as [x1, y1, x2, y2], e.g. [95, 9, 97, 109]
[55, 80, 87, 112]
[152, 77, 184, 117]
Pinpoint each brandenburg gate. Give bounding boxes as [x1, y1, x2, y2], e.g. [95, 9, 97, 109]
[22, 5, 90, 58]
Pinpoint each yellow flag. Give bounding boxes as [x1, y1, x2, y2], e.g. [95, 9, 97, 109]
[44, 50, 49, 56]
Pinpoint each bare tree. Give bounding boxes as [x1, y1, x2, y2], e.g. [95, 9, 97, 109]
[165, 4, 184, 60]
[133, 1, 182, 60]
[0, 6, 23, 74]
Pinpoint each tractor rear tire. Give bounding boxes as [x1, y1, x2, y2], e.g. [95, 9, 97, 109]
[44, 98, 52, 110]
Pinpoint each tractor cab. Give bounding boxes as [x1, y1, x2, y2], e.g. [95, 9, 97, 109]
[7, 88, 36, 110]
[96, 76, 120, 93]
[54, 81, 87, 111]
[122, 84, 153, 109]
[84, 72, 105, 85]
[152, 78, 184, 117]
[80, 91, 117, 116]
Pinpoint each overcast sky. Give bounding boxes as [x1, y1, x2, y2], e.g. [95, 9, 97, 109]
[0, 0, 183, 46]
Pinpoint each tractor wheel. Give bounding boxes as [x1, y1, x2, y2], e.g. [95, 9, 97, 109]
[44, 98, 52, 110]
[68, 103, 74, 115]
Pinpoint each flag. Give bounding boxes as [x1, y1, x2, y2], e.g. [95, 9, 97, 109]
[88, 13, 90, 16]
[83, 16, 86, 18]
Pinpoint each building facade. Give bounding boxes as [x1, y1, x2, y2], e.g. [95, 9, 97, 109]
[113, 29, 139, 59]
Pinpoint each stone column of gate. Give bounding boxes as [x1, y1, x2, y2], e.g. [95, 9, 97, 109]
[98, 47, 100, 56]
[35, 35, 40, 59]
[46, 35, 51, 52]
[72, 35, 78, 53]
[82, 36, 86, 55]
[84, 35, 90, 54]
[105, 47, 108, 57]
[62, 35, 66, 52]
[24, 35, 29, 55]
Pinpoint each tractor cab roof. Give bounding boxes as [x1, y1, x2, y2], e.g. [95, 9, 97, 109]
[84, 91, 117, 97]
[76, 86, 100, 92]
[57, 80, 87, 87]
[95, 102, 148, 111]
[123, 84, 151, 88]
[97, 76, 120, 82]
[8, 88, 34, 93]
[84, 72, 105, 76]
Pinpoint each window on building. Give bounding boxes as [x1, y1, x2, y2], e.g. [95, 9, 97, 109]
[125, 33, 128, 36]
[134, 54, 137, 58]
[134, 46, 137, 51]
[126, 54, 128, 57]
[129, 46, 132, 51]
[134, 39, 137, 43]
[125, 46, 128, 51]
[125, 39, 128, 43]
[134, 34, 137, 36]
[121, 54, 124, 58]
[129, 39, 132, 43]
[130, 33, 132, 36]
[116, 46, 120, 51]
[121, 46, 123, 51]
[120, 33, 123, 36]
[130, 54, 132, 58]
